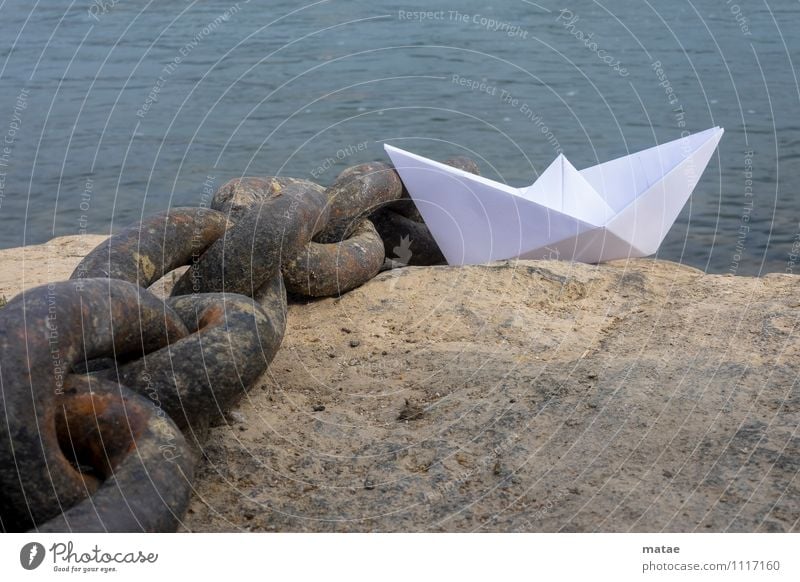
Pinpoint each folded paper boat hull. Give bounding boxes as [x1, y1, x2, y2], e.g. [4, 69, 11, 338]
[384, 127, 724, 264]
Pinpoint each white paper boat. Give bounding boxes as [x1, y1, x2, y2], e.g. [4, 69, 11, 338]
[384, 127, 724, 264]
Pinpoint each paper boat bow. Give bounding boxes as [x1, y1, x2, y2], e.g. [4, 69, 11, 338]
[384, 127, 724, 264]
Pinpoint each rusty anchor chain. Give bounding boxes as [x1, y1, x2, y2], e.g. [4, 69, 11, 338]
[0, 150, 479, 532]
[0, 279, 193, 532]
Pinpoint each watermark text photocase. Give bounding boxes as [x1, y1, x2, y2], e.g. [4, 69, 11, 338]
[87, 0, 122, 22]
[556, 9, 629, 77]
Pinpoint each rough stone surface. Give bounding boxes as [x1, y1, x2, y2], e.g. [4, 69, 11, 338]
[0, 235, 106, 301]
[2, 236, 798, 532]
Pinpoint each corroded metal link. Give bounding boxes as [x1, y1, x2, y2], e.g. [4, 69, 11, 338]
[70, 207, 229, 288]
[0, 151, 482, 531]
[372, 209, 446, 266]
[0, 279, 188, 531]
[104, 286, 286, 431]
[211, 176, 326, 222]
[283, 219, 385, 297]
[36, 375, 193, 533]
[315, 162, 404, 243]
[172, 180, 329, 297]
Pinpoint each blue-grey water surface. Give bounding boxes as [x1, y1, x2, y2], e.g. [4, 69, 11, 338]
[0, 0, 798, 275]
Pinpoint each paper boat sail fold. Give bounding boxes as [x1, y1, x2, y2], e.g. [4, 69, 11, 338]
[384, 127, 724, 264]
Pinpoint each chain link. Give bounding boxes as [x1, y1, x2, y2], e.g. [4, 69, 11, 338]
[0, 153, 478, 532]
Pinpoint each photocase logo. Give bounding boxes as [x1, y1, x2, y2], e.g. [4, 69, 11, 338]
[20, 542, 46, 570]
[387, 235, 413, 290]
[392, 235, 413, 265]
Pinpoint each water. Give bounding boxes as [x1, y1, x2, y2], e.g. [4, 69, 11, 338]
[0, 0, 798, 275]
